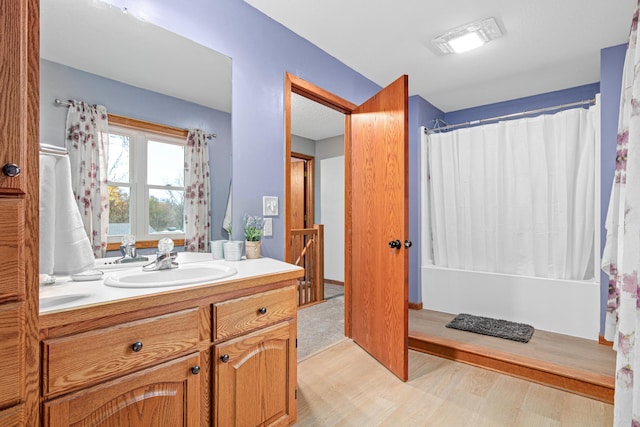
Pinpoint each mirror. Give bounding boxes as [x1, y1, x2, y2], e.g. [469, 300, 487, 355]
[39, 0, 232, 243]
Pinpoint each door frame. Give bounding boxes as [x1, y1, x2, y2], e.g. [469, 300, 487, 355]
[284, 72, 356, 335]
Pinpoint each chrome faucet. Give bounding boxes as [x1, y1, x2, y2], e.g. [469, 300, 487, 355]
[142, 238, 179, 271]
[116, 234, 148, 264]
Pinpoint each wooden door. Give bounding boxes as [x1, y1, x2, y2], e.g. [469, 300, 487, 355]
[290, 158, 306, 230]
[348, 75, 409, 381]
[43, 353, 202, 426]
[0, 0, 40, 423]
[214, 320, 297, 427]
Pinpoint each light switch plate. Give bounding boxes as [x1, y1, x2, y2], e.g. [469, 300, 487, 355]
[263, 218, 273, 237]
[263, 196, 278, 216]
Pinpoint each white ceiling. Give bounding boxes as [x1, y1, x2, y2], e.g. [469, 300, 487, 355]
[40, 0, 636, 142]
[40, 0, 232, 113]
[247, 0, 634, 114]
[291, 93, 345, 141]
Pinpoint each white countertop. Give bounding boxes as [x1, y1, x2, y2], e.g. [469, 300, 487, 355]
[39, 253, 303, 314]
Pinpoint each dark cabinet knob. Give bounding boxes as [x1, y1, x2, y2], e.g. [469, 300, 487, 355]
[404, 240, 413, 249]
[258, 307, 267, 315]
[221, 354, 230, 363]
[191, 365, 201, 375]
[388, 240, 401, 249]
[2, 163, 20, 177]
[131, 341, 143, 352]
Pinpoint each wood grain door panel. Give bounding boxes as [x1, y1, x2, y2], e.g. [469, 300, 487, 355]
[349, 75, 409, 381]
[290, 160, 306, 230]
[0, 199, 24, 301]
[214, 320, 296, 427]
[43, 353, 201, 427]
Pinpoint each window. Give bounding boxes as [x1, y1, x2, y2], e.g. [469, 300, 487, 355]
[107, 124, 185, 244]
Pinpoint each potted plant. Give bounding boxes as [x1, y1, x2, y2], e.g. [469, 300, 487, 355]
[243, 214, 264, 259]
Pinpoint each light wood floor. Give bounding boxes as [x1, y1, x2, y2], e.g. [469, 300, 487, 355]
[296, 340, 613, 426]
[409, 309, 615, 378]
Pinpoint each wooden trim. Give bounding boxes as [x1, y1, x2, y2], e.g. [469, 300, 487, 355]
[599, 335, 613, 347]
[306, 158, 314, 227]
[291, 152, 314, 161]
[344, 111, 352, 339]
[324, 279, 344, 286]
[24, 0, 41, 422]
[284, 74, 293, 264]
[408, 331, 614, 403]
[284, 72, 356, 338]
[106, 239, 185, 252]
[108, 113, 189, 139]
[408, 302, 423, 310]
[287, 73, 357, 114]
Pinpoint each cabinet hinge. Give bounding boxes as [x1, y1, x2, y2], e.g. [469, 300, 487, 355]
[295, 388, 298, 399]
[296, 338, 298, 348]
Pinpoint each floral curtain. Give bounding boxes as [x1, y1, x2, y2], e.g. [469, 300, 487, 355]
[184, 129, 211, 252]
[65, 100, 110, 258]
[602, 4, 640, 425]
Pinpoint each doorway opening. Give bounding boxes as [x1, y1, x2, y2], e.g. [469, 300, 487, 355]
[285, 74, 355, 359]
[285, 73, 409, 380]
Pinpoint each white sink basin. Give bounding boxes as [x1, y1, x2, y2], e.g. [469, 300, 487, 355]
[40, 293, 91, 309]
[104, 263, 237, 288]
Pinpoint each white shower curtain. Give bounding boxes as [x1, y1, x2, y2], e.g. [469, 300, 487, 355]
[427, 102, 599, 280]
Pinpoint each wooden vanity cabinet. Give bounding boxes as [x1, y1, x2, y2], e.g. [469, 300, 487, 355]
[39, 279, 300, 427]
[0, 0, 40, 424]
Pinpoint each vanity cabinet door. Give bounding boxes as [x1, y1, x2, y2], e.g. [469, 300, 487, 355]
[214, 320, 297, 427]
[0, 199, 24, 301]
[0, 303, 23, 408]
[43, 353, 202, 427]
[0, 0, 30, 196]
[0, 0, 40, 423]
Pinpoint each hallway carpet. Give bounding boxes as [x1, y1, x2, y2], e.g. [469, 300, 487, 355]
[297, 284, 345, 360]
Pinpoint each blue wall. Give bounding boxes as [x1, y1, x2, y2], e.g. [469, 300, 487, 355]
[101, 0, 381, 260]
[40, 59, 233, 241]
[600, 44, 627, 333]
[444, 83, 600, 125]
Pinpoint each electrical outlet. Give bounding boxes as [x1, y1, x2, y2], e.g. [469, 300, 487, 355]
[263, 218, 273, 237]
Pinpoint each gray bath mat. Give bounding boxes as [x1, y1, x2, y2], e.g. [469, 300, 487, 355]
[446, 313, 534, 343]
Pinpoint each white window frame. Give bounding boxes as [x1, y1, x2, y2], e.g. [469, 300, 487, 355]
[107, 124, 186, 244]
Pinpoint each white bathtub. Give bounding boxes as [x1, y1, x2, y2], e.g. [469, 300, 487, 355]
[420, 264, 600, 340]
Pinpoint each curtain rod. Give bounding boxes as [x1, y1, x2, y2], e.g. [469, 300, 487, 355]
[40, 142, 68, 156]
[425, 97, 597, 134]
[54, 99, 217, 139]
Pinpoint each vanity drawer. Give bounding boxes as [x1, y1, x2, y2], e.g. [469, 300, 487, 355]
[43, 308, 199, 397]
[214, 285, 296, 341]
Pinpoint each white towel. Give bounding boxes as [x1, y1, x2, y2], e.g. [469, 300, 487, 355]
[39, 154, 95, 275]
[222, 183, 232, 237]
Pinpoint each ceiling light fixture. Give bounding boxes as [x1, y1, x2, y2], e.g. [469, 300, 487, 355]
[431, 17, 503, 54]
